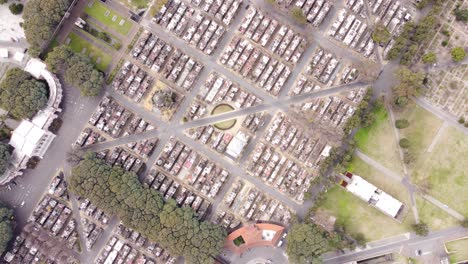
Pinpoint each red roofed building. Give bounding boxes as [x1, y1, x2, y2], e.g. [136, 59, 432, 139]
[225, 223, 285, 255]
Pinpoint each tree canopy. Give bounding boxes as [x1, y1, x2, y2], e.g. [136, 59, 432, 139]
[9, 3, 23, 14]
[0, 68, 48, 120]
[0, 203, 14, 255]
[451, 47, 466, 62]
[286, 223, 342, 264]
[422, 52, 437, 64]
[22, 0, 71, 56]
[69, 154, 226, 263]
[0, 143, 11, 175]
[46, 46, 104, 96]
[371, 25, 391, 44]
[392, 67, 424, 107]
[454, 8, 468, 22]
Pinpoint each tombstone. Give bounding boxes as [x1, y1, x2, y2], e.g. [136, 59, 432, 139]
[105, 10, 110, 17]
[87, 1, 94, 7]
[112, 15, 117, 22]
[65, 38, 71, 45]
[81, 48, 87, 54]
[96, 57, 102, 64]
[119, 19, 125, 26]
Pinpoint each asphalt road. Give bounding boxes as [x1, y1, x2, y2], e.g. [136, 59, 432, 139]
[1, 0, 467, 262]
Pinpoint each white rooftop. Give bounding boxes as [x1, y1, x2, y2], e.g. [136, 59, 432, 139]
[346, 175, 403, 218]
[226, 131, 249, 159]
[0, 49, 7, 58]
[9, 120, 46, 157]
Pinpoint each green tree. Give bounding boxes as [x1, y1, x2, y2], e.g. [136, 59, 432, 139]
[399, 138, 411, 148]
[8, 3, 22, 14]
[22, 0, 71, 56]
[291, 7, 307, 24]
[395, 119, 410, 129]
[352, 233, 366, 247]
[69, 154, 226, 263]
[0, 203, 14, 255]
[458, 117, 465, 124]
[412, 222, 429, 236]
[454, 8, 468, 22]
[46, 46, 104, 96]
[286, 223, 331, 264]
[0, 0, 8, 4]
[422, 52, 437, 64]
[372, 25, 391, 44]
[451, 47, 466, 62]
[0, 68, 48, 119]
[461, 218, 468, 228]
[392, 67, 424, 106]
[0, 143, 11, 175]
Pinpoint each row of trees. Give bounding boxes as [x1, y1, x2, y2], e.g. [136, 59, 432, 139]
[286, 222, 351, 264]
[69, 153, 226, 263]
[23, 0, 71, 56]
[0, 203, 14, 255]
[0, 68, 49, 120]
[386, 0, 443, 65]
[46, 46, 104, 96]
[0, 143, 11, 175]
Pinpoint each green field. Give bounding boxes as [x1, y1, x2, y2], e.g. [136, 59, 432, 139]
[446, 239, 468, 263]
[416, 195, 458, 231]
[355, 103, 404, 175]
[211, 104, 236, 130]
[412, 127, 468, 217]
[318, 185, 413, 242]
[84, 1, 133, 36]
[397, 106, 443, 162]
[66, 32, 111, 71]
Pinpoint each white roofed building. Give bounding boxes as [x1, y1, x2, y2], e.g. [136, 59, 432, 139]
[0, 58, 63, 185]
[342, 172, 405, 221]
[225, 131, 250, 159]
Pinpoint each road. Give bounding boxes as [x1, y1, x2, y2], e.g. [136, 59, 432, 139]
[1, 0, 468, 262]
[323, 226, 468, 264]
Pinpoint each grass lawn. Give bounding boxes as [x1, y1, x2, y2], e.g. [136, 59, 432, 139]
[446, 239, 468, 263]
[412, 126, 468, 217]
[84, 0, 133, 36]
[396, 105, 443, 163]
[66, 32, 112, 71]
[415, 195, 458, 231]
[355, 103, 403, 175]
[211, 104, 236, 130]
[318, 185, 414, 242]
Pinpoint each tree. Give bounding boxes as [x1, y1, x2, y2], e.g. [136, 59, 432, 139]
[352, 233, 366, 247]
[8, 3, 22, 14]
[392, 67, 424, 107]
[458, 117, 465, 124]
[286, 223, 333, 264]
[22, 0, 71, 56]
[395, 119, 410, 129]
[0, 143, 11, 175]
[0, 203, 14, 255]
[422, 52, 437, 64]
[69, 154, 226, 263]
[461, 218, 468, 228]
[454, 8, 468, 22]
[0, 68, 48, 119]
[412, 222, 429, 236]
[46, 46, 104, 96]
[372, 25, 391, 44]
[451, 47, 466, 62]
[291, 7, 307, 24]
[399, 138, 411, 148]
[0, 0, 8, 4]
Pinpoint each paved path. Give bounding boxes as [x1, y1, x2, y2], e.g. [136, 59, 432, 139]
[323, 226, 468, 264]
[426, 121, 448, 153]
[414, 97, 468, 136]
